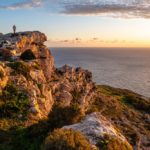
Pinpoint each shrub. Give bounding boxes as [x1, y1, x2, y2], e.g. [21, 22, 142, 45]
[0, 83, 29, 118]
[20, 49, 36, 60]
[97, 85, 150, 113]
[122, 94, 150, 113]
[0, 120, 51, 150]
[7, 62, 31, 79]
[97, 135, 132, 150]
[43, 128, 93, 150]
[48, 103, 83, 130]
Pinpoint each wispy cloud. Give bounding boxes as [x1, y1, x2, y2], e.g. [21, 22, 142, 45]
[45, 37, 136, 47]
[1, 0, 150, 18]
[0, 0, 43, 10]
[59, 0, 150, 18]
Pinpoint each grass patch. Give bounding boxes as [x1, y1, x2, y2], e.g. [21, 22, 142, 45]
[7, 62, 31, 79]
[43, 128, 94, 150]
[97, 85, 150, 113]
[97, 134, 132, 150]
[0, 83, 29, 118]
[48, 103, 83, 130]
[0, 120, 50, 150]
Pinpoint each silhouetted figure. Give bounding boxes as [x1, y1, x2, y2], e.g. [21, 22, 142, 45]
[13, 25, 16, 35]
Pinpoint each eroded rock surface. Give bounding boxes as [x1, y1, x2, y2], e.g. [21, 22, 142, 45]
[0, 31, 54, 123]
[50, 65, 95, 111]
[1, 30, 149, 150]
[64, 112, 132, 149]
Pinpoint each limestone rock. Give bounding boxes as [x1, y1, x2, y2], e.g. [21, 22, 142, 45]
[0, 31, 54, 79]
[0, 31, 46, 50]
[0, 31, 55, 123]
[51, 65, 95, 111]
[64, 112, 133, 149]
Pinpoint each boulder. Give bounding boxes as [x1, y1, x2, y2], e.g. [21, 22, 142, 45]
[64, 112, 133, 149]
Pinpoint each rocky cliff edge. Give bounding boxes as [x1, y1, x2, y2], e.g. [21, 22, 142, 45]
[0, 31, 149, 150]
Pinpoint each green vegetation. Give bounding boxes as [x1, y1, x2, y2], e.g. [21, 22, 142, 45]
[0, 86, 84, 150]
[20, 49, 36, 61]
[0, 81, 149, 150]
[0, 120, 51, 150]
[88, 85, 150, 149]
[7, 62, 31, 79]
[0, 102, 83, 150]
[97, 85, 150, 113]
[48, 103, 83, 130]
[97, 135, 132, 150]
[33, 62, 41, 70]
[0, 83, 29, 118]
[43, 128, 93, 150]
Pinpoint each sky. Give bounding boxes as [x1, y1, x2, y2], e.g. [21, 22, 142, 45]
[0, 0, 150, 47]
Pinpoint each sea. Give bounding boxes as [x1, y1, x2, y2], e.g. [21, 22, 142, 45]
[50, 47, 150, 98]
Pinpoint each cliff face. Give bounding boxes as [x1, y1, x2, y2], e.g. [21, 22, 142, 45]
[0, 31, 149, 150]
[0, 31, 95, 124]
[50, 65, 95, 110]
[0, 31, 54, 122]
[0, 31, 54, 80]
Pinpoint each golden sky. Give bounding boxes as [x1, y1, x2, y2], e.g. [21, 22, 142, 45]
[1, 0, 150, 47]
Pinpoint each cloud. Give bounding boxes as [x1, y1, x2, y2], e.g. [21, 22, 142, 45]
[60, 40, 69, 42]
[93, 38, 99, 41]
[1, 0, 150, 18]
[59, 0, 150, 18]
[0, 0, 43, 10]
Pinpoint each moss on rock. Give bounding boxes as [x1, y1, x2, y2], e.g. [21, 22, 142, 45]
[7, 61, 31, 79]
[0, 83, 29, 118]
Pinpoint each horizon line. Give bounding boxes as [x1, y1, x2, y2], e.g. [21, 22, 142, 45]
[49, 47, 150, 49]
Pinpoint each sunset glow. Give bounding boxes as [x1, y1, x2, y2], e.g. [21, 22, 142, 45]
[1, 0, 150, 47]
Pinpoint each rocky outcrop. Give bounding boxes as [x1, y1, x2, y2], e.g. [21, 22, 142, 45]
[0, 31, 54, 123]
[1, 30, 149, 150]
[50, 65, 95, 111]
[0, 31, 96, 124]
[0, 31, 46, 50]
[0, 31, 54, 80]
[64, 112, 133, 149]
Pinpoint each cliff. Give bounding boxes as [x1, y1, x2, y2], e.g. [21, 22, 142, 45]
[0, 31, 149, 150]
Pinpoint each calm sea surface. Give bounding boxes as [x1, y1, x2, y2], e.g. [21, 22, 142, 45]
[50, 48, 150, 98]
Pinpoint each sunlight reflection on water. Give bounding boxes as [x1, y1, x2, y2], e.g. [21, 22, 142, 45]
[51, 48, 150, 97]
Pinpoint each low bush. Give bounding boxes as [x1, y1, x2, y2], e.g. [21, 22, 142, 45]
[0, 119, 50, 150]
[0, 83, 29, 118]
[48, 103, 83, 130]
[97, 135, 132, 150]
[97, 85, 150, 113]
[7, 62, 31, 79]
[43, 128, 93, 150]
[122, 94, 150, 113]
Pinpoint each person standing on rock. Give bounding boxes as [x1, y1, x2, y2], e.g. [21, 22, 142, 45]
[13, 25, 16, 35]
